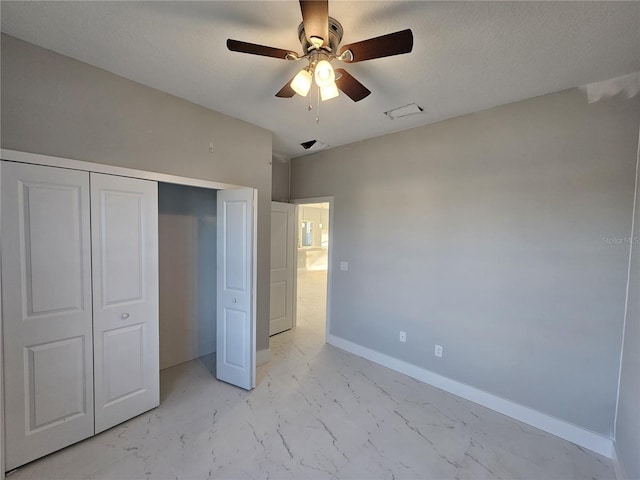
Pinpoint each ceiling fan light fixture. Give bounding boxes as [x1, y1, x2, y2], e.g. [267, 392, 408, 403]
[291, 68, 312, 97]
[338, 50, 353, 62]
[320, 82, 339, 101]
[228, 3, 415, 111]
[314, 60, 335, 87]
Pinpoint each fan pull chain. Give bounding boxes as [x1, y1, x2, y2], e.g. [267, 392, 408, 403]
[315, 86, 321, 124]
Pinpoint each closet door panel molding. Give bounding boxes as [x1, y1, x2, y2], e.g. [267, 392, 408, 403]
[91, 173, 159, 434]
[1, 161, 94, 470]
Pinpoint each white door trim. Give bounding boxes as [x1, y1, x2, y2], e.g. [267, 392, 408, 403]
[290, 197, 334, 344]
[252, 189, 258, 383]
[0, 149, 242, 192]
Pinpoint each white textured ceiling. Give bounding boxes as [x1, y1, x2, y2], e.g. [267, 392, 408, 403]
[1, 1, 639, 158]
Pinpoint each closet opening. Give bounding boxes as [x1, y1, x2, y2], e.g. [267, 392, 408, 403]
[158, 182, 218, 387]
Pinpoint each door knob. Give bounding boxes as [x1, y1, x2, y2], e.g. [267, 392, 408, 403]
[121, 312, 130, 320]
[232, 298, 237, 304]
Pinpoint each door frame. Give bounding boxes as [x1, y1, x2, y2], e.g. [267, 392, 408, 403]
[290, 197, 334, 343]
[0, 149, 259, 477]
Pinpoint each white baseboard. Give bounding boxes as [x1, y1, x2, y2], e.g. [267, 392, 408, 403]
[612, 442, 628, 480]
[327, 334, 614, 458]
[256, 348, 271, 366]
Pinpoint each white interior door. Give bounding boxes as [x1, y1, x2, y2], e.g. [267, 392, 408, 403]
[1, 162, 94, 470]
[216, 188, 255, 390]
[270, 202, 295, 335]
[91, 173, 159, 434]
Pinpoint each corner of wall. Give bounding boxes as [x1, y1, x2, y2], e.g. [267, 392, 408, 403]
[612, 122, 640, 480]
[257, 348, 271, 366]
[287, 158, 291, 202]
[612, 442, 629, 480]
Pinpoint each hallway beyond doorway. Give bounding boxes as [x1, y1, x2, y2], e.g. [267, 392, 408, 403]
[295, 200, 331, 339]
[295, 268, 327, 339]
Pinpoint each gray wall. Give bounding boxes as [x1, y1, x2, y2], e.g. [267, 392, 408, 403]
[272, 156, 290, 202]
[291, 88, 640, 436]
[615, 146, 640, 479]
[158, 183, 217, 370]
[0, 34, 272, 352]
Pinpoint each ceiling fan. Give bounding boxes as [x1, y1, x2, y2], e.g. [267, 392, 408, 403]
[226, 0, 413, 103]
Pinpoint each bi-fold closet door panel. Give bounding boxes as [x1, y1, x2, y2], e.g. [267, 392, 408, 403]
[1, 163, 159, 469]
[1, 162, 95, 471]
[90, 173, 159, 434]
[216, 188, 255, 390]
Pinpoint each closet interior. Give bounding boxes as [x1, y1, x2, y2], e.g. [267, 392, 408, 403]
[158, 182, 218, 371]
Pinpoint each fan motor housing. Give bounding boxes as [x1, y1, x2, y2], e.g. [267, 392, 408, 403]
[298, 17, 344, 54]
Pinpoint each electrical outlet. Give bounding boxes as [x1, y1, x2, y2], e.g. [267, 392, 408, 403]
[340, 261, 349, 271]
[435, 344, 443, 358]
[399, 331, 407, 343]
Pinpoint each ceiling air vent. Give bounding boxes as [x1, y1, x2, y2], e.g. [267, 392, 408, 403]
[384, 103, 423, 119]
[300, 140, 329, 151]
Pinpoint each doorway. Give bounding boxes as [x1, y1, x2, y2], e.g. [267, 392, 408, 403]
[293, 199, 333, 340]
[158, 182, 217, 373]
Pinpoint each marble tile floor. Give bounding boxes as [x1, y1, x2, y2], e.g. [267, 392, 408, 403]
[8, 270, 615, 479]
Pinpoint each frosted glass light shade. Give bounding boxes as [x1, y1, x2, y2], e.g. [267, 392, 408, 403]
[320, 82, 339, 101]
[291, 69, 312, 97]
[314, 60, 335, 87]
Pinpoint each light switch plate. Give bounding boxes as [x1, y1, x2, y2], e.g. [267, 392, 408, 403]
[340, 261, 349, 271]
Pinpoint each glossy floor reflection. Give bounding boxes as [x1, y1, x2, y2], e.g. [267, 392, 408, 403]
[8, 270, 614, 479]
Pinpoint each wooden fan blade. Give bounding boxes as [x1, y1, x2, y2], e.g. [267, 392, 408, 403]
[339, 29, 413, 63]
[299, 0, 329, 47]
[275, 75, 297, 98]
[227, 39, 295, 60]
[335, 69, 371, 102]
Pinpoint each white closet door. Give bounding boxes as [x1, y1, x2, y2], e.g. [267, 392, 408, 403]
[91, 173, 159, 434]
[1, 161, 94, 470]
[216, 188, 256, 390]
[270, 202, 295, 335]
